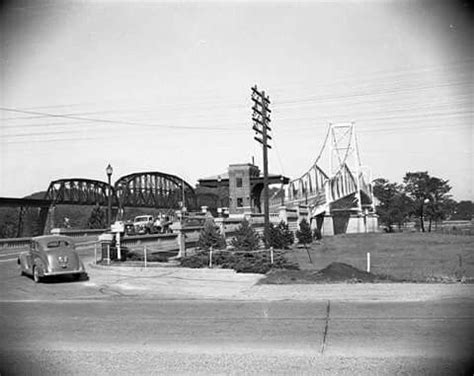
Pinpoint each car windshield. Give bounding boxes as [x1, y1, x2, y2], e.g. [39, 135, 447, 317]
[46, 240, 71, 249]
[135, 217, 149, 222]
[185, 218, 205, 226]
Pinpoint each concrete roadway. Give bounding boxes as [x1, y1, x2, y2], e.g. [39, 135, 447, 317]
[0, 246, 473, 375]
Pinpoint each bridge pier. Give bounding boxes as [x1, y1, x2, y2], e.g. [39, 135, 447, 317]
[320, 215, 334, 236]
[344, 213, 379, 234]
[42, 205, 57, 235]
[346, 214, 365, 234]
[366, 213, 379, 232]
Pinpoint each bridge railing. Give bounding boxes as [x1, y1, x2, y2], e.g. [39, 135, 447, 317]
[51, 228, 107, 237]
[0, 237, 32, 250]
[0, 232, 102, 251]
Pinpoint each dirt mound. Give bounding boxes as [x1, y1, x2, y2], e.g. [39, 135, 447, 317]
[261, 262, 396, 284]
[315, 262, 377, 282]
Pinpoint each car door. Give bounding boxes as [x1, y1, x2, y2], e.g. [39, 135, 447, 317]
[31, 240, 45, 269]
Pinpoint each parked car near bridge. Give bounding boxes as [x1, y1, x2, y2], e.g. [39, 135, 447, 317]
[17, 235, 87, 283]
[133, 215, 155, 234]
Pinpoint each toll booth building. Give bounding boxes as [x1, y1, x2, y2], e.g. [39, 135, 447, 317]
[198, 163, 289, 215]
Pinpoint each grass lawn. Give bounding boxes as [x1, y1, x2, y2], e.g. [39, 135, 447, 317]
[276, 232, 473, 283]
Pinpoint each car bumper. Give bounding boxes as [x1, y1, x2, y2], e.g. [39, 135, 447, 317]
[43, 269, 85, 277]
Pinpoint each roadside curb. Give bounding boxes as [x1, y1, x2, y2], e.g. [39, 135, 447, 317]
[86, 262, 265, 280]
[88, 262, 179, 270]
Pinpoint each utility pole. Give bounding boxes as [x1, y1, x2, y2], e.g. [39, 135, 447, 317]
[181, 178, 186, 215]
[251, 85, 272, 245]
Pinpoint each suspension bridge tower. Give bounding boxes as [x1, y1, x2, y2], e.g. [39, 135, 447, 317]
[283, 122, 377, 235]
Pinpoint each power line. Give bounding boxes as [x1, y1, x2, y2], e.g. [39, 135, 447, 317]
[0, 107, 242, 131]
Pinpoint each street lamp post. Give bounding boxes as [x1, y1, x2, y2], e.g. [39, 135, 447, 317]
[217, 175, 222, 208]
[106, 164, 113, 228]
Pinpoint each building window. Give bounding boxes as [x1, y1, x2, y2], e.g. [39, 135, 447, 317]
[237, 197, 243, 207]
[236, 177, 243, 188]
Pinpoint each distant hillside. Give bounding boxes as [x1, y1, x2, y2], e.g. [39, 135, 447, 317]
[23, 191, 47, 200]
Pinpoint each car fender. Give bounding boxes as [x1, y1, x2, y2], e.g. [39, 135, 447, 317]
[18, 252, 32, 274]
[33, 255, 49, 274]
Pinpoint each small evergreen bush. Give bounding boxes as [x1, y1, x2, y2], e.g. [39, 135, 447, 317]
[126, 250, 170, 262]
[296, 218, 313, 245]
[197, 219, 226, 250]
[267, 221, 294, 249]
[179, 249, 299, 274]
[179, 251, 209, 268]
[230, 219, 260, 251]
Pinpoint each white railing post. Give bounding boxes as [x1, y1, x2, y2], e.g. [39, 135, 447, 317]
[144, 246, 147, 268]
[270, 247, 274, 264]
[116, 231, 121, 261]
[209, 247, 213, 268]
[367, 252, 371, 273]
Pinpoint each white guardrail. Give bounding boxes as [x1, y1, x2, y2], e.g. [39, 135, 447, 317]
[0, 237, 32, 250]
[0, 228, 107, 251]
[0, 226, 204, 252]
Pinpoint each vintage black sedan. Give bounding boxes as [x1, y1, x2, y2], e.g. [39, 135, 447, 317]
[18, 235, 87, 283]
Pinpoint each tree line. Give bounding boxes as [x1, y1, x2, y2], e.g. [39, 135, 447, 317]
[373, 171, 473, 232]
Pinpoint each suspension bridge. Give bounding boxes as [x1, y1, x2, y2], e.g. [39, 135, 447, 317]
[275, 122, 377, 235]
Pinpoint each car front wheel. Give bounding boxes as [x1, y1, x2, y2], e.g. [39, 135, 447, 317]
[33, 265, 43, 283]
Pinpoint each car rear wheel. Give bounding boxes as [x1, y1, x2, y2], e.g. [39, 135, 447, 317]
[33, 265, 42, 283]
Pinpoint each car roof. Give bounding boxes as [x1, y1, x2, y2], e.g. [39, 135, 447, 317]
[32, 235, 75, 246]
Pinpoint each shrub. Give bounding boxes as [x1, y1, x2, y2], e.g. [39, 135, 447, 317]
[179, 249, 299, 274]
[126, 250, 171, 262]
[267, 221, 294, 249]
[179, 251, 209, 268]
[296, 218, 312, 245]
[313, 227, 322, 240]
[230, 219, 260, 251]
[197, 219, 226, 250]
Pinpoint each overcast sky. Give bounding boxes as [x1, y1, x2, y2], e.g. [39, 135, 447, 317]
[1, 0, 472, 200]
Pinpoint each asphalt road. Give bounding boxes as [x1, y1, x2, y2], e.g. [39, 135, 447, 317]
[0, 246, 473, 375]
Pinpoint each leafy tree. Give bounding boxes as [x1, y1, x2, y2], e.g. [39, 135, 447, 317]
[425, 187, 454, 231]
[197, 219, 226, 250]
[0, 210, 17, 238]
[451, 200, 473, 220]
[296, 218, 312, 245]
[231, 219, 260, 251]
[403, 171, 452, 232]
[267, 221, 294, 249]
[373, 178, 412, 231]
[88, 205, 106, 229]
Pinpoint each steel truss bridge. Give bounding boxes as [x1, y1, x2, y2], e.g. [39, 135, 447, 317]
[0, 172, 199, 237]
[44, 172, 197, 210]
[275, 122, 375, 218]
